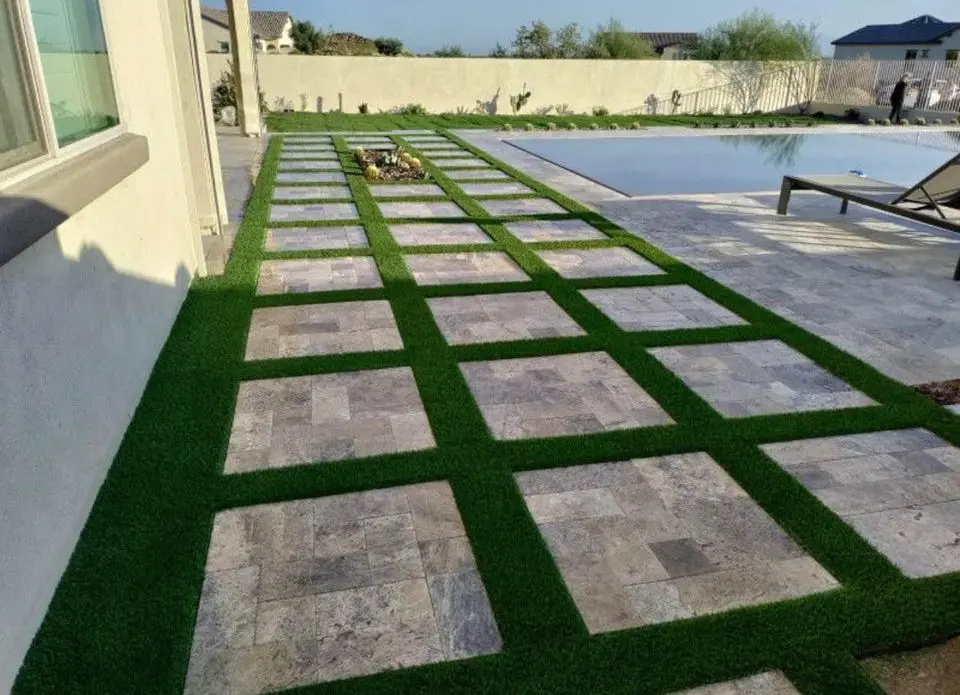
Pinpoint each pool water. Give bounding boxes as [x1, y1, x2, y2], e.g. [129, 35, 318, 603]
[510, 131, 960, 196]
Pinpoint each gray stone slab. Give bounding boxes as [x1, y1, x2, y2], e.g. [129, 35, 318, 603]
[378, 201, 465, 218]
[389, 222, 491, 246]
[270, 203, 358, 223]
[272, 186, 352, 201]
[278, 160, 342, 171]
[459, 182, 535, 196]
[281, 152, 339, 161]
[257, 257, 382, 295]
[405, 252, 530, 285]
[434, 157, 491, 169]
[505, 219, 608, 242]
[583, 286, 747, 331]
[538, 248, 666, 279]
[370, 183, 447, 198]
[669, 671, 800, 694]
[428, 291, 585, 344]
[276, 171, 346, 184]
[444, 169, 512, 181]
[265, 226, 368, 252]
[478, 198, 567, 216]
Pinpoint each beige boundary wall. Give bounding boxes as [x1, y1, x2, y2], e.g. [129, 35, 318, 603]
[207, 54, 760, 115]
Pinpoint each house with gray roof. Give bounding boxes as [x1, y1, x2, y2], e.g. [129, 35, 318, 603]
[832, 15, 960, 61]
[201, 6, 293, 54]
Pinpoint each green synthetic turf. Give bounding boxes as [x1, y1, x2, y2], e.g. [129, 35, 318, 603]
[14, 126, 960, 695]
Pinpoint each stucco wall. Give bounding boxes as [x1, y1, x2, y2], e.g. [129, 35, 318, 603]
[209, 54, 744, 114]
[0, 0, 204, 689]
[202, 17, 231, 53]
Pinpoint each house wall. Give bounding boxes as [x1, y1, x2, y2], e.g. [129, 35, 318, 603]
[262, 18, 294, 53]
[833, 31, 960, 60]
[0, 0, 206, 689]
[202, 16, 232, 53]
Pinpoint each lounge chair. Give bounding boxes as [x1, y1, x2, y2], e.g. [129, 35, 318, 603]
[776, 153, 960, 279]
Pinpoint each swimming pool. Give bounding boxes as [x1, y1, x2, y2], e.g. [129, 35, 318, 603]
[509, 131, 960, 196]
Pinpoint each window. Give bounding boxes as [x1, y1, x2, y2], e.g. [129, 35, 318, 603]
[0, 0, 119, 175]
[905, 49, 918, 60]
[919, 49, 930, 59]
[219, 40, 229, 53]
[948, 50, 959, 62]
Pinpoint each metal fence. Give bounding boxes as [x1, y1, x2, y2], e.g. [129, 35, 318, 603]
[816, 59, 960, 113]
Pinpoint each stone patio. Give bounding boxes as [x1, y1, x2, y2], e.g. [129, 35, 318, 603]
[537, 248, 666, 279]
[461, 351, 674, 440]
[257, 258, 382, 295]
[272, 186, 352, 201]
[672, 672, 800, 694]
[265, 226, 369, 252]
[269, 203, 359, 223]
[762, 429, 960, 577]
[389, 223, 492, 246]
[277, 160, 342, 171]
[405, 252, 530, 285]
[370, 184, 447, 198]
[458, 182, 535, 196]
[378, 201, 464, 219]
[428, 291, 585, 345]
[444, 169, 512, 181]
[434, 158, 491, 169]
[183, 483, 501, 693]
[651, 340, 875, 417]
[224, 367, 435, 472]
[583, 286, 747, 332]
[516, 453, 837, 632]
[276, 172, 346, 184]
[245, 301, 404, 360]
[478, 198, 567, 216]
[280, 152, 339, 161]
[505, 219, 608, 242]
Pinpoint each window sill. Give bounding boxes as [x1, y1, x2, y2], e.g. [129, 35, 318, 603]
[0, 133, 149, 268]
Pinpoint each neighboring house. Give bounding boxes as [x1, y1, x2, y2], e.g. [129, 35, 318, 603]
[635, 32, 698, 59]
[200, 6, 293, 53]
[832, 15, 960, 61]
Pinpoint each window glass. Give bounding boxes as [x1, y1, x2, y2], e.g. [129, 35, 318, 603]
[905, 49, 918, 60]
[0, 0, 44, 169]
[947, 50, 959, 62]
[30, 0, 119, 146]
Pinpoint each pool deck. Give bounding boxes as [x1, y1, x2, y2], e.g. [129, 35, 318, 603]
[457, 126, 960, 386]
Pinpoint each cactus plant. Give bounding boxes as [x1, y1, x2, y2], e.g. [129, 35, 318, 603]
[567, 122, 578, 130]
[408, 157, 421, 168]
[364, 164, 380, 180]
[502, 123, 513, 132]
[524, 122, 536, 131]
[899, 118, 910, 126]
[933, 118, 943, 125]
[880, 118, 891, 126]
[547, 122, 559, 131]
[353, 147, 365, 157]
[915, 117, 926, 126]
[609, 123, 620, 130]
[630, 122, 642, 130]
[866, 118, 876, 126]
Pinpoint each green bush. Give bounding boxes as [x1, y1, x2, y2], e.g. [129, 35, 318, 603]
[524, 122, 536, 131]
[865, 118, 875, 126]
[547, 122, 559, 130]
[592, 106, 609, 117]
[396, 103, 427, 115]
[567, 122, 578, 130]
[502, 123, 513, 131]
[915, 117, 926, 126]
[609, 123, 620, 130]
[590, 122, 601, 130]
[630, 122, 642, 130]
[880, 118, 891, 126]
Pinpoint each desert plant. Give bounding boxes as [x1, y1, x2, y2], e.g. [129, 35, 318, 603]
[866, 118, 875, 126]
[300, 93, 308, 111]
[548, 122, 559, 130]
[934, 118, 943, 125]
[396, 103, 427, 115]
[900, 118, 911, 126]
[555, 103, 573, 116]
[374, 37, 404, 56]
[592, 105, 610, 117]
[915, 117, 927, 126]
[434, 44, 465, 57]
[567, 122, 578, 130]
[358, 102, 369, 114]
[630, 122, 642, 130]
[212, 61, 267, 119]
[353, 147, 365, 157]
[524, 122, 536, 131]
[880, 118, 891, 126]
[590, 122, 600, 130]
[609, 123, 620, 130]
[364, 164, 380, 180]
[502, 123, 513, 131]
[510, 83, 532, 114]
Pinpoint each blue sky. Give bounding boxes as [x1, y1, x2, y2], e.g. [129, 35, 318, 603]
[217, 1, 956, 55]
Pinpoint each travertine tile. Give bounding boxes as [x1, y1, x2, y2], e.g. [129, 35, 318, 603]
[257, 258, 382, 295]
[370, 183, 447, 198]
[462, 351, 673, 440]
[224, 367, 434, 472]
[506, 219, 608, 242]
[389, 222, 492, 246]
[428, 291, 585, 344]
[277, 160, 342, 171]
[276, 171, 346, 184]
[444, 169, 513, 181]
[269, 203, 358, 223]
[669, 671, 800, 694]
[265, 226, 368, 252]
[651, 340, 875, 417]
[763, 429, 960, 577]
[185, 484, 501, 692]
[434, 157, 491, 169]
[478, 198, 567, 216]
[272, 186, 351, 201]
[459, 182, 535, 196]
[537, 248, 665, 279]
[245, 300, 403, 360]
[583, 286, 747, 331]
[516, 454, 837, 633]
[280, 151, 339, 160]
[378, 201, 465, 218]
[406, 252, 529, 285]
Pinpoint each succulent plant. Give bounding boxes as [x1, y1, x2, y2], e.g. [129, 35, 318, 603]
[364, 164, 380, 180]
[934, 118, 943, 125]
[590, 122, 600, 130]
[547, 122, 559, 131]
[915, 117, 927, 126]
[899, 118, 911, 126]
[609, 123, 620, 130]
[866, 118, 876, 126]
[409, 157, 421, 168]
[567, 122, 578, 130]
[880, 118, 891, 126]
[524, 122, 536, 131]
[630, 122, 642, 130]
[502, 123, 513, 132]
[353, 147, 365, 157]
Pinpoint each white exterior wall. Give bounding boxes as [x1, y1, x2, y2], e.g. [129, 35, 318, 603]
[202, 17, 231, 53]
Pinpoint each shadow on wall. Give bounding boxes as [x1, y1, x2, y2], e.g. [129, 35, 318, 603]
[0, 197, 192, 694]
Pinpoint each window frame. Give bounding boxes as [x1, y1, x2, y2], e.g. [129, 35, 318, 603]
[1, 0, 125, 187]
[947, 50, 959, 62]
[904, 49, 918, 60]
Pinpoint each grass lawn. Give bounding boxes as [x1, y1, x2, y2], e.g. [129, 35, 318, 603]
[267, 111, 822, 132]
[14, 125, 960, 694]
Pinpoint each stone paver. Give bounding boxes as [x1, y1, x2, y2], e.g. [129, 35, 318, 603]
[405, 252, 529, 285]
[478, 198, 567, 216]
[505, 219, 607, 242]
[285, 136, 332, 143]
[434, 158, 490, 169]
[762, 429, 960, 577]
[583, 286, 747, 332]
[224, 367, 435, 472]
[948, 404, 960, 415]
[257, 258, 382, 295]
[390, 223, 491, 246]
[404, 136, 449, 143]
[265, 226, 368, 252]
[537, 248, 666, 279]
[272, 186, 352, 201]
[651, 340, 876, 417]
[245, 301, 404, 360]
[862, 638, 960, 695]
[344, 136, 393, 143]
[277, 160, 342, 171]
[671, 671, 800, 694]
[183, 483, 501, 693]
[428, 292, 585, 345]
[415, 141, 462, 150]
[444, 169, 512, 181]
[281, 152, 339, 161]
[276, 172, 346, 184]
[370, 184, 447, 198]
[516, 453, 837, 632]
[378, 201, 465, 219]
[283, 145, 336, 153]
[459, 182, 535, 196]
[462, 351, 674, 440]
[270, 203, 358, 223]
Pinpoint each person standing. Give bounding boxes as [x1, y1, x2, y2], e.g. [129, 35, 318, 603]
[889, 74, 908, 123]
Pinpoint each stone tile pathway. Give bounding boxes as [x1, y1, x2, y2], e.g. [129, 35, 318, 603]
[278, 161, 342, 171]
[245, 301, 403, 360]
[276, 172, 346, 184]
[444, 169, 512, 181]
[583, 286, 747, 332]
[280, 152, 339, 160]
[428, 291, 585, 345]
[405, 252, 529, 285]
[389, 223, 491, 246]
[183, 483, 501, 693]
[458, 182, 535, 196]
[370, 184, 447, 198]
[762, 429, 960, 577]
[505, 219, 608, 242]
[434, 158, 491, 169]
[272, 186, 352, 201]
[378, 201, 464, 219]
[265, 226, 368, 252]
[537, 248, 665, 279]
[651, 340, 875, 417]
[672, 672, 799, 694]
[478, 198, 567, 216]
[270, 203, 358, 223]
[257, 258, 382, 295]
[516, 454, 837, 632]
[224, 368, 435, 472]
[462, 351, 674, 439]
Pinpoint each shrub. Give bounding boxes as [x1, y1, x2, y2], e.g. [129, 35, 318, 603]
[374, 37, 404, 56]
[567, 122, 578, 130]
[933, 118, 943, 125]
[502, 123, 513, 132]
[592, 106, 609, 117]
[510, 84, 532, 114]
[732, 121, 742, 128]
[806, 121, 815, 127]
[396, 103, 426, 115]
[954, 116, 960, 125]
[693, 121, 702, 128]
[865, 118, 875, 126]
[363, 164, 380, 180]
[630, 122, 642, 130]
[915, 117, 927, 126]
[524, 122, 536, 131]
[590, 122, 601, 130]
[880, 118, 891, 126]
[844, 108, 861, 122]
[609, 123, 620, 130]
[358, 102, 369, 114]
[547, 122, 559, 130]
[899, 118, 910, 126]
[713, 122, 721, 128]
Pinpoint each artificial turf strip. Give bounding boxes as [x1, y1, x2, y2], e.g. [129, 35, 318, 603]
[13, 130, 960, 695]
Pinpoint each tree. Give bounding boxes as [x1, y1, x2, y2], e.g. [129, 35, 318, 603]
[489, 42, 508, 58]
[290, 20, 324, 55]
[512, 20, 554, 58]
[552, 23, 584, 58]
[434, 44, 465, 57]
[691, 10, 819, 61]
[374, 37, 404, 56]
[583, 19, 654, 59]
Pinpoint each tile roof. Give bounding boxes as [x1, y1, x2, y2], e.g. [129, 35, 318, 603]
[635, 32, 698, 50]
[832, 15, 960, 46]
[200, 7, 290, 40]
